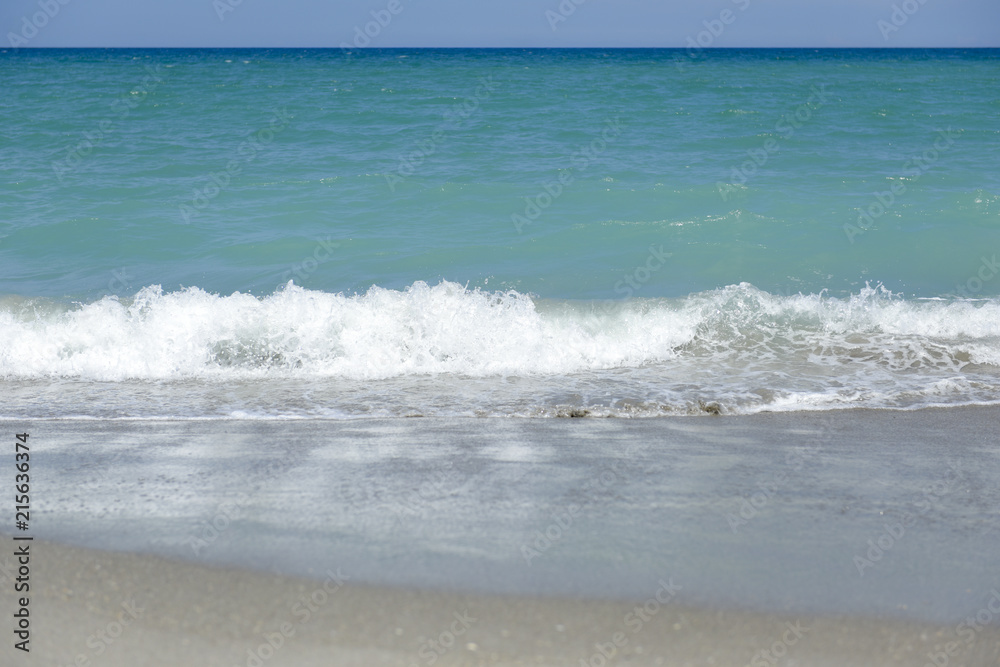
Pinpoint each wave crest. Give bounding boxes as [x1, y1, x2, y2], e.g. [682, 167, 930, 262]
[1, 282, 999, 385]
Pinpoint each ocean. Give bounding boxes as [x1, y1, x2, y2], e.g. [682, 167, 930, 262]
[2, 48, 999, 419]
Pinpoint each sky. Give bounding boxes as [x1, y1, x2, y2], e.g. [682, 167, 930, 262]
[2, 0, 998, 49]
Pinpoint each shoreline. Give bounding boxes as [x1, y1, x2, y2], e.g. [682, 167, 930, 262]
[3, 537, 999, 666]
[2, 407, 999, 663]
[5, 401, 1000, 421]
[4, 406, 999, 623]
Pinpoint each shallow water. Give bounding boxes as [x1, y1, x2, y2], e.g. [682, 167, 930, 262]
[21, 409, 1000, 623]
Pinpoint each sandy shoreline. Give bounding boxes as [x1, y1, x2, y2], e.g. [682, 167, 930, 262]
[2, 407, 999, 664]
[1, 537, 998, 666]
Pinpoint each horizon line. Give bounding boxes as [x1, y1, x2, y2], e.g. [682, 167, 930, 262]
[4, 45, 999, 50]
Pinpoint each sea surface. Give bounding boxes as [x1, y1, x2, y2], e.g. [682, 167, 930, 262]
[1, 48, 999, 419]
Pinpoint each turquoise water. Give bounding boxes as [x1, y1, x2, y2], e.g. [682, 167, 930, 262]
[2, 48, 999, 417]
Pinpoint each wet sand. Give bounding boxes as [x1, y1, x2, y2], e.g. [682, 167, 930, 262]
[2, 537, 999, 666]
[1, 408, 999, 664]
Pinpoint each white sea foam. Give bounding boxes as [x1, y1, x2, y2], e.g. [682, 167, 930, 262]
[1, 281, 999, 380]
[2, 281, 999, 417]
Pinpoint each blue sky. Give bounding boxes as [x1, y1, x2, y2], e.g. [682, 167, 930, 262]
[2, 0, 998, 48]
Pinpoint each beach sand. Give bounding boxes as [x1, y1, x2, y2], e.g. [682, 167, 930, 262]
[0, 542, 1000, 667]
[2, 408, 999, 664]
[2, 538, 999, 666]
